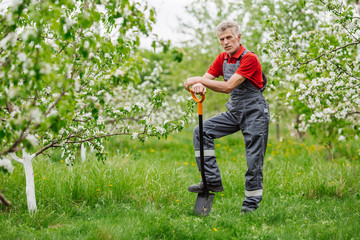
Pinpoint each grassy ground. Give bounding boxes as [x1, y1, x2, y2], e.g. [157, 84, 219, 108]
[1, 125, 360, 240]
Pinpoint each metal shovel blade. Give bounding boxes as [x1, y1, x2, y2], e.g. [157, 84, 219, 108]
[194, 192, 215, 215]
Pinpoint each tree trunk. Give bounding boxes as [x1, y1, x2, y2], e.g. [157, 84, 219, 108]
[328, 140, 332, 161]
[10, 151, 37, 212]
[276, 102, 281, 140]
[81, 143, 86, 162]
[23, 153, 37, 212]
[295, 114, 305, 139]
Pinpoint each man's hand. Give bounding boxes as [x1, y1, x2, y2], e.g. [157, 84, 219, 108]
[184, 77, 201, 91]
[191, 83, 207, 95]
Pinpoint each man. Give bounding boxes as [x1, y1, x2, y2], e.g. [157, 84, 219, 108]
[184, 20, 270, 213]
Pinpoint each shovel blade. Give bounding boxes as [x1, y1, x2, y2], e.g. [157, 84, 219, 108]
[194, 192, 215, 215]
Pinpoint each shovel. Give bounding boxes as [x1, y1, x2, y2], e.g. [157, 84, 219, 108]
[190, 89, 215, 216]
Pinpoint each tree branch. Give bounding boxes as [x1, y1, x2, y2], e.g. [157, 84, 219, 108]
[296, 40, 360, 66]
[1, 58, 11, 67]
[45, 88, 66, 116]
[1, 128, 28, 156]
[346, 111, 360, 117]
[73, 55, 93, 79]
[331, 60, 360, 81]
[2, 87, 66, 156]
[62, 132, 131, 144]
[35, 139, 60, 157]
[58, 41, 70, 55]
[73, 118, 92, 122]
[9, 153, 23, 164]
[5, 99, 13, 114]
[92, 58, 111, 79]
[318, 0, 360, 40]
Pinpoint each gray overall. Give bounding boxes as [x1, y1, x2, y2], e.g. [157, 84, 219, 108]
[193, 51, 270, 210]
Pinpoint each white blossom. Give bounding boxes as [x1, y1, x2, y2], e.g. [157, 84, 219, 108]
[0, 32, 17, 48]
[338, 135, 346, 141]
[132, 132, 138, 139]
[44, 86, 52, 95]
[156, 127, 166, 135]
[26, 134, 39, 147]
[17, 52, 27, 62]
[30, 108, 42, 124]
[97, 117, 104, 125]
[84, 41, 90, 49]
[134, 102, 145, 109]
[88, 96, 98, 102]
[142, 117, 150, 125]
[22, 29, 36, 41]
[40, 63, 52, 75]
[261, 6, 270, 14]
[0, 158, 15, 173]
[153, 89, 162, 96]
[114, 69, 125, 77]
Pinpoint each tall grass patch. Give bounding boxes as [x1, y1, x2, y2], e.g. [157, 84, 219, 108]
[1, 127, 359, 239]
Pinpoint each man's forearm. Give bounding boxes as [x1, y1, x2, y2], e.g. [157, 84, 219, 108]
[188, 74, 232, 94]
[198, 78, 231, 94]
[184, 73, 245, 93]
[200, 72, 246, 94]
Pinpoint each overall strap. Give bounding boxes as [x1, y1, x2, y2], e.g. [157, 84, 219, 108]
[239, 49, 250, 61]
[240, 49, 267, 92]
[223, 49, 267, 92]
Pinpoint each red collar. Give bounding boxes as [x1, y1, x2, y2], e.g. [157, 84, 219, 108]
[227, 44, 246, 59]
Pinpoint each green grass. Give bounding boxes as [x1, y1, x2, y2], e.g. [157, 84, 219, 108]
[1, 126, 360, 239]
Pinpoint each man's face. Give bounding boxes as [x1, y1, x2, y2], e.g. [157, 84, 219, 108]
[218, 28, 241, 57]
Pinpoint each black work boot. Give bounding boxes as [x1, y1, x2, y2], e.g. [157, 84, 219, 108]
[188, 181, 224, 193]
[241, 207, 256, 213]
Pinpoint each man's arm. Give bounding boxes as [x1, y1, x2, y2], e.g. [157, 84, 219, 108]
[184, 73, 246, 94]
[184, 74, 215, 91]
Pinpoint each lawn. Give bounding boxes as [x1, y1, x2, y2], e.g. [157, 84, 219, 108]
[1, 126, 359, 239]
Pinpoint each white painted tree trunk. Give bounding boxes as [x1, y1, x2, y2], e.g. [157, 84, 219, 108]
[81, 143, 86, 162]
[23, 152, 36, 212]
[10, 150, 37, 212]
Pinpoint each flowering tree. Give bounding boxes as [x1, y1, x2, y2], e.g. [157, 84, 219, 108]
[0, 0, 193, 212]
[266, 0, 360, 156]
[180, 0, 359, 155]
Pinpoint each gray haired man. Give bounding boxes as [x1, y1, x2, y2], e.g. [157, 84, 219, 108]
[184, 20, 269, 212]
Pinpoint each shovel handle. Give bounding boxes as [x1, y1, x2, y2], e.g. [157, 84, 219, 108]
[190, 89, 205, 115]
[190, 89, 205, 103]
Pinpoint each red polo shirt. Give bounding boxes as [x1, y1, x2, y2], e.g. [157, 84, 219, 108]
[207, 45, 263, 89]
